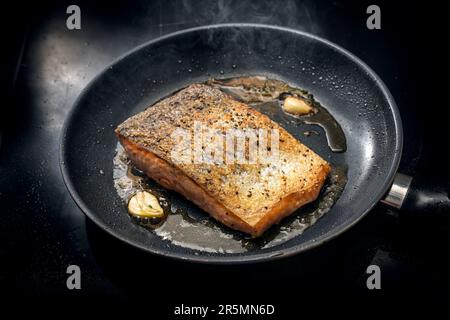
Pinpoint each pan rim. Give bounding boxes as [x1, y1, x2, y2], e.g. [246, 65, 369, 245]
[59, 23, 403, 264]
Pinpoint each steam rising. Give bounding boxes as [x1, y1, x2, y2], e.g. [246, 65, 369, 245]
[175, 0, 322, 35]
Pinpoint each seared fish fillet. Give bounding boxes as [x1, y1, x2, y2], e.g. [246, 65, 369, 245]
[116, 84, 330, 237]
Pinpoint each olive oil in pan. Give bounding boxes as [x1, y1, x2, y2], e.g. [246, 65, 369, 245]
[113, 149, 347, 253]
[113, 76, 348, 253]
[114, 143, 248, 253]
[209, 76, 347, 152]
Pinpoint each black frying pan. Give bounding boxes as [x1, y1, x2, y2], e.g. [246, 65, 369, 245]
[60, 24, 447, 264]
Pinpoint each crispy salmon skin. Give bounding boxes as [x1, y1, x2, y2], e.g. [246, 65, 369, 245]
[116, 84, 330, 237]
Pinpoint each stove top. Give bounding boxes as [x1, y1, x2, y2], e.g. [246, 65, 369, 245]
[1, 0, 449, 312]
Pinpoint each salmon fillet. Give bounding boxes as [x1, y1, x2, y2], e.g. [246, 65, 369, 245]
[116, 84, 330, 237]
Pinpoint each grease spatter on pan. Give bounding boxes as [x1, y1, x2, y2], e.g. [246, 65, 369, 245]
[112, 76, 347, 253]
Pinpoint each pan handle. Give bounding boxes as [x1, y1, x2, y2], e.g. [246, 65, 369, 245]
[381, 173, 450, 214]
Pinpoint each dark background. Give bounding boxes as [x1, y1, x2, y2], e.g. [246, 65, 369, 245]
[0, 0, 449, 314]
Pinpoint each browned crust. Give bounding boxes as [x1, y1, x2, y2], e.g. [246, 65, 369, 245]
[118, 134, 330, 237]
[116, 84, 332, 237]
[116, 84, 331, 227]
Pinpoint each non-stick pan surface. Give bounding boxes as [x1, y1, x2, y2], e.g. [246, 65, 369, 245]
[60, 24, 402, 264]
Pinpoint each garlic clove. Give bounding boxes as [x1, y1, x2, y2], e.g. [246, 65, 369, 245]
[282, 96, 313, 115]
[128, 191, 164, 218]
